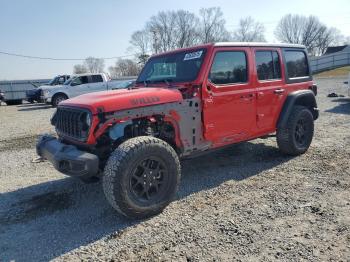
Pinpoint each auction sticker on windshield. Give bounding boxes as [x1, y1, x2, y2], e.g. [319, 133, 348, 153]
[184, 50, 203, 61]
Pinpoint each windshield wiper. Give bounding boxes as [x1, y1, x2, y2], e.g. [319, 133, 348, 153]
[142, 80, 150, 87]
[151, 78, 174, 87]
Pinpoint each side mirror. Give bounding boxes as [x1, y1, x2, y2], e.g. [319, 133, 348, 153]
[71, 82, 78, 86]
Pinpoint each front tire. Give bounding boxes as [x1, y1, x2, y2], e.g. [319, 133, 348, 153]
[103, 136, 181, 219]
[277, 106, 314, 155]
[52, 94, 67, 107]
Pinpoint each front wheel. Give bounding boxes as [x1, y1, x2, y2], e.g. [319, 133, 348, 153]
[103, 136, 181, 219]
[52, 94, 67, 107]
[277, 106, 314, 155]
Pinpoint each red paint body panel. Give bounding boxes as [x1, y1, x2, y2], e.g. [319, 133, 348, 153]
[59, 88, 183, 114]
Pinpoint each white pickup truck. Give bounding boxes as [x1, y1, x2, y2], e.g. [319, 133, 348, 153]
[42, 73, 135, 107]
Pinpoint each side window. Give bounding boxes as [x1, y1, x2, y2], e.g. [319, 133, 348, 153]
[90, 75, 103, 83]
[58, 77, 65, 84]
[80, 76, 89, 84]
[72, 76, 88, 86]
[255, 51, 281, 80]
[285, 51, 309, 78]
[209, 51, 247, 85]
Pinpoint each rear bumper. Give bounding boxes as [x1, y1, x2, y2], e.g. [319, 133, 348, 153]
[36, 135, 99, 178]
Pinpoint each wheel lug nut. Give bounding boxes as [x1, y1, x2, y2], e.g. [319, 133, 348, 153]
[144, 174, 146, 178]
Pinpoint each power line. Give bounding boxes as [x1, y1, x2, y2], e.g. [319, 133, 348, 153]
[0, 51, 135, 61]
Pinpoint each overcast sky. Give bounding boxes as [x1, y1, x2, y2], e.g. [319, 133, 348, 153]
[0, 0, 349, 80]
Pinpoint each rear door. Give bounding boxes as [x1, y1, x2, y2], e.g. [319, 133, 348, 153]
[88, 74, 107, 92]
[253, 48, 286, 131]
[202, 47, 256, 146]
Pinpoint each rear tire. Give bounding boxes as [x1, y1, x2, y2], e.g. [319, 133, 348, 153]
[103, 136, 181, 219]
[52, 94, 67, 107]
[277, 106, 314, 155]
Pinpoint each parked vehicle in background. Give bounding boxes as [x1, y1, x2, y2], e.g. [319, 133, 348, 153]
[344, 73, 350, 96]
[0, 78, 50, 105]
[37, 42, 318, 219]
[0, 90, 4, 105]
[26, 75, 70, 103]
[42, 73, 135, 107]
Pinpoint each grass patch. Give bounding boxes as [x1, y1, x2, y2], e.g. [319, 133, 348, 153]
[315, 66, 350, 77]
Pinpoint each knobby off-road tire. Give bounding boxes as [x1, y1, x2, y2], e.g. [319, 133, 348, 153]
[277, 105, 314, 156]
[52, 94, 67, 107]
[103, 136, 181, 219]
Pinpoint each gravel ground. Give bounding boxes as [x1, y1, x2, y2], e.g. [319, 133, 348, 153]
[0, 77, 349, 261]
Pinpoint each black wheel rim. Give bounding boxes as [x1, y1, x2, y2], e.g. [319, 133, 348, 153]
[295, 118, 307, 146]
[129, 157, 168, 204]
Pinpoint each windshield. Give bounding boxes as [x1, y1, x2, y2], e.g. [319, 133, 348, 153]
[48, 76, 59, 85]
[137, 48, 206, 84]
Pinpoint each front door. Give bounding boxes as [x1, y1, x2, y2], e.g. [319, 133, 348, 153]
[253, 48, 286, 131]
[202, 47, 256, 147]
[68, 76, 89, 98]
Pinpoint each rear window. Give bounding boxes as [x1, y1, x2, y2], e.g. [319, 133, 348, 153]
[255, 51, 281, 80]
[285, 51, 309, 78]
[90, 75, 103, 83]
[209, 51, 247, 85]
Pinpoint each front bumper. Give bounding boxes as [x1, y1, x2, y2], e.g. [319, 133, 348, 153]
[36, 135, 99, 178]
[43, 96, 51, 103]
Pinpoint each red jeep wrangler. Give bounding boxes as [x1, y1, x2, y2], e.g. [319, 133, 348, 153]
[37, 42, 318, 218]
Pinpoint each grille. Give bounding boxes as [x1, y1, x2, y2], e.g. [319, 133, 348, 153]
[54, 107, 90, 141]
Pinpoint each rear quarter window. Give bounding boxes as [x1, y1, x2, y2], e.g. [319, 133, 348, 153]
[284, 50, 309, 78]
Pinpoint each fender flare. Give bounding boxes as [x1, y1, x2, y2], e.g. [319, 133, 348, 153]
[277, 90, 318, 129]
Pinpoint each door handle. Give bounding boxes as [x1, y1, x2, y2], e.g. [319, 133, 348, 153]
[274, 88, 285, 94]
[240, 94, 254, 100]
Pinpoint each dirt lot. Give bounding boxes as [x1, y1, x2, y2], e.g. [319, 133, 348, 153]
[0, 77, 349, 261]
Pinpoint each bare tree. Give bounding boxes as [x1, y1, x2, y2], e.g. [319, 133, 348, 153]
[109, 58, 140, 78]
[130, 29, 151, 57]
[275, 14, 342, 55]
[232, 17, 266, 42]
[314, 27, 343, 55]
[145, 10, 200, 53]
[198, 7, 230, 43]
[83, 57, 105, 73]
[129, 7, 231, 55]
[73, 64, 87, 74]
[174, 10, 199, 48]
[147, 11, 178, 53]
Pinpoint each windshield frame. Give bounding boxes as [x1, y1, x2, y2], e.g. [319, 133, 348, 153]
[136, 48, 207, 85]
[63, 76, 76, 85]
[48, 76, 59, 85]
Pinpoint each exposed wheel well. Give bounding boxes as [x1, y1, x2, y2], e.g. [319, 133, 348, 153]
[94, 116, 180, 168]
[52, 92, 68, 100]
[277, 90, 318, 129]
[51, 93, 68, 107]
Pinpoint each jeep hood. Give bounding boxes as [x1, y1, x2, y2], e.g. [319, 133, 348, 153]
[59, 87, 183, 114]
